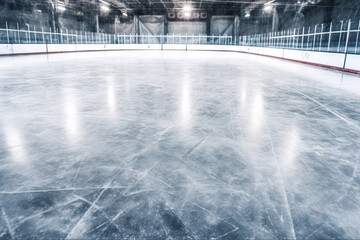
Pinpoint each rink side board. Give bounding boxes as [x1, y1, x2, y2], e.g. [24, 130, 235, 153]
[0, 44, 359, 73]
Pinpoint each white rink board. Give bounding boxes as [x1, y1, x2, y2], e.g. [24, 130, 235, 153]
[187, 45, 240, 51]
[75, 44, 161, 51]
[240, 46, 260, 54]
[75, 44, 107, 51]
[258, 47, 284, 58]
[0, 44, 13, 54]
[162, 44, 186, 50]
[283, 49, 345, 68]
[344, 54, 360, 71]
[47, 44, 77, 52]
[0, 43, 359, 71]
[12, 44, 46, 54]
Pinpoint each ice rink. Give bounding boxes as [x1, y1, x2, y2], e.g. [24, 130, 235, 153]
[0, 51, 360, 239]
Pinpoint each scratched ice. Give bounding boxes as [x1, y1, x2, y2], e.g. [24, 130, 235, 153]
[0, 51, 360, 239]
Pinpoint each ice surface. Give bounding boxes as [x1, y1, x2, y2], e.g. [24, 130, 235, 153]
[0, 51, 360, 239]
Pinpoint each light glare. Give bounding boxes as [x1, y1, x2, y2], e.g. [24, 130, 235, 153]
[265, 0, 276, 4]
[99, 0, 110, 5]
[57, 5, 66, 11]
[264, 5, 273, 12]
[101, 5, 110, 12]
[183, 5, 192, 12]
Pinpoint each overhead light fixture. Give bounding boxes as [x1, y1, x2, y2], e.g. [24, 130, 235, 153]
[101, 5, 110, 12]
[99, 0, 110, 5]
[57, 5, 66, 11]
[183, 5, 192, 12]
[245, 12, 250, 18]
[264, 5, 273, 12]
[122, 12, 128, 16]
[265, 0, 275, 4]
[183, 5, 192, 19]
[36, 9, 42, 13]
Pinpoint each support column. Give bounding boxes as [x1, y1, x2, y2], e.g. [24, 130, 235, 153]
[164, 14, 168, 35]
[95, 0, 100, 33]
[50, 0, 59, 31]
[325, 0, 335, 23]
[114, 15, 120, 34]
[206, 14, 211, 36]
[96, 14, 99, 33]
[134, 15, 140, 35]
[272, 8, 279, 32]
[234, 15, 240, 44]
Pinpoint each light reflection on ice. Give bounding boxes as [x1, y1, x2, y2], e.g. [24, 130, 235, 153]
[4, 123, 27, 163]
[180, 79, 191, 128]
[250, 91, 264, 133]
[280, 126, 302, 168]
[63, 88, 81, 143]
[107, 77, 117, 115]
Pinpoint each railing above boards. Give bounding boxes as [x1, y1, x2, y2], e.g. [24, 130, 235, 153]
[1, 19, 360, 54]
[0, 26, 233, 46]
[240, 19, 360, 54]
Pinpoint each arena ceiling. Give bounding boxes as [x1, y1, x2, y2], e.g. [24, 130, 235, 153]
[3, 0, 334, 16]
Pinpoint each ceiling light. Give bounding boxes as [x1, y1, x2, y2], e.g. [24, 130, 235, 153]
[264, 5, 273, 12]
[99, 0, 110, 5]
[265, 0, 275, 4]
[122, 12, 128, 16]
[57, 5, 66, 11]
[101, 5, 110, 12]
[183, 5, 192, 12]
[36, 9, 42, 13]
[245, 12, 250, 18]
[184, 12, 191, 18]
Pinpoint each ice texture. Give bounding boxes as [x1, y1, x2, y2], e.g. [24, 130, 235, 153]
[0, 51, 360, 239]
